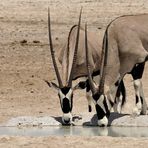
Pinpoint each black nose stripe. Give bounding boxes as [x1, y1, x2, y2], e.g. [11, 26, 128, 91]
[93, 93, 101, 101]
[95, 104, 105, 120]
[62, 98, 71, 113]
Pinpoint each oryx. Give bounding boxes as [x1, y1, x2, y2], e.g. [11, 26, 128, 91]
[85, 14, 148, 126]
[46, 9, 126, 124]
[46, 8, 82, 124]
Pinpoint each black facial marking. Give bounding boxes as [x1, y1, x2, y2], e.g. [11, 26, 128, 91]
[92, 70, 100, 77]
[62, 98, 71, 113]
[58, 87, 73, 114]
[93, 93, 101, 102]
[61, 87, 71, 95]
[95, 104, 105, 120]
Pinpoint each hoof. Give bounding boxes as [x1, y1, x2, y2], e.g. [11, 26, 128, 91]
[132, 107, 141, 116]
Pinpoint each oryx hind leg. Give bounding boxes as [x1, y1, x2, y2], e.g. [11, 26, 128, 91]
[131, 62, 147, 115]
[114, 80, 126, 113]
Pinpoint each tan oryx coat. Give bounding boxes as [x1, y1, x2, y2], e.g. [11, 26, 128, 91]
[58, 25, 102, 85]
[103, 14, 148, 98]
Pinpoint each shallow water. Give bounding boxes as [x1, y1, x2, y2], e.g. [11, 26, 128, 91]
[0, 126, 148, 137]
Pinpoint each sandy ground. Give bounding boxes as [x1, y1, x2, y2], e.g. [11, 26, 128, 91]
[1, 0, 148, 147]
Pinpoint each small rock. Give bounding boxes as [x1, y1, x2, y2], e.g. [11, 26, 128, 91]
[33, 40, 40, 43]
[20, 39, 27, 44]
[30, 90, 34, 93]
[55, 37, 58, 40]
[31, 75, 34, 78]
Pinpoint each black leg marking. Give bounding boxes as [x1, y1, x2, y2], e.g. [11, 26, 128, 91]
[88, 105, 92, 112]
[131, 63, 145, 80]
[114, 80, 126, 113]
[131, 62, 147, 115]
[86, 79, 92, 112]
[140, 96, 143, 105]
[136, 95, 139, 104]
[116, 80, 126, 105]
[86, 79, 90, 92]
[120, 80, 126, 106]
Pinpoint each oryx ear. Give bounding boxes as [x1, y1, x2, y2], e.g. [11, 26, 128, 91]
[44, 80, 59, 90]
[73, 81, 87, 91]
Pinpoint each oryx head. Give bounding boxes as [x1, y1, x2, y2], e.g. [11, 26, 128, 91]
[85, 24, 112, 126]
[46, 8, 82, 124]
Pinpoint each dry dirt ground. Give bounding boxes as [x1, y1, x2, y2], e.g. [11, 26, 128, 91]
[1, 0, 148, 147]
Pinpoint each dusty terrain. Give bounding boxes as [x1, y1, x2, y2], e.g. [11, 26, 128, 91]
[1, 0, 148, 147]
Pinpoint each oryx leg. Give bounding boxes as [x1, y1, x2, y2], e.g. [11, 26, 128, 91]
[131, 62, 147, 115]
[114, 80, 126, 113]
[86, 79, 92, 112]
[76, 77, 92, 112]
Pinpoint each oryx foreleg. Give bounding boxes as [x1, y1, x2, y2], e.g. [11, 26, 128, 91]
[86, 79, 92, 112]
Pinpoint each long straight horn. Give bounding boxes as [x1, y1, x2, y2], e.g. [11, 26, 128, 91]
[48, 8, 63, 88]
[99, 29, 108, 94]
[67, 8, 82, 87]
[85, 23, 97, 94]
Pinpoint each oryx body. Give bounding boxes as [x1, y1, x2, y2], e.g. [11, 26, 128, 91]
[58, 25, 102, 113]
[58, 25, 101, 81]
[85, 14, 148, 126]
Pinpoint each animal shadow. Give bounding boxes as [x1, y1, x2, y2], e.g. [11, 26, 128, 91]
[83, 112, 128, 126]
[53, 112, 128, 126]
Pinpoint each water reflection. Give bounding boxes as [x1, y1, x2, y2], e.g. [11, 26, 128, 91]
[0, 126, 148, 137]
